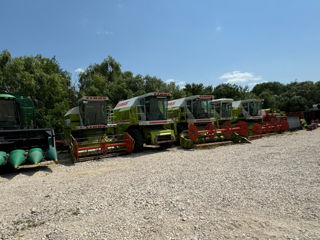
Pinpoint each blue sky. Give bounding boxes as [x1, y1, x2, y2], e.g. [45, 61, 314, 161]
[1, 0, 319, 88]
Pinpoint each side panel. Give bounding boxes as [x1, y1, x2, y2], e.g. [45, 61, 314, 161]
[113, 106, 139, 132]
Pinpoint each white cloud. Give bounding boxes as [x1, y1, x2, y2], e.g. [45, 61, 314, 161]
[75, 68, 84, 74]
[219, 71, 262, 84]
[165, 78, 186, 88]
[216, 26, 222, 32]
[247, 80, 268, 88]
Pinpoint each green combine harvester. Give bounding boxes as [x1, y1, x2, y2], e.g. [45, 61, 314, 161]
[113, 92, 175, 152]
[64, 96, 134, 162]
[0, 94, 58, 168]
[167, 95, 217, 148]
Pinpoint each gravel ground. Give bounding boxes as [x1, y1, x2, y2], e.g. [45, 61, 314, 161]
[0, 129, 319, 240]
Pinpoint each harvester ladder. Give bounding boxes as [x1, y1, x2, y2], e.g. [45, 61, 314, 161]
[107, 107, 115, 123]
[135, 105, 146, 121]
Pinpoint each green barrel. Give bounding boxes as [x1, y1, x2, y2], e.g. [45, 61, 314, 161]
[8, 150, 26, 168]
[28, 148, 43, 164]
[0, 151, 7, 166]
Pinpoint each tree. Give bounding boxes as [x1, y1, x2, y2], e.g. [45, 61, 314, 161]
[251, 82, 285, 96]
[166, 82, 185, 99]
[144, 75, 167, 93]
[259, 90, 277, 110]
[276, 81, 317, 112]
[315, 80, 320, 103]
[0, 50, 73, 133]
[78, 56, 123, 104]
[183, 83, 213, 96]
[213, 83, 254, 100]
[78, 57, 186, 105]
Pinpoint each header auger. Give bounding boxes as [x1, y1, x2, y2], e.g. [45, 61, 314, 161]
[0, 94, 57, 168]
[251, 115, 289, 135]
[64, 96, 133, 163]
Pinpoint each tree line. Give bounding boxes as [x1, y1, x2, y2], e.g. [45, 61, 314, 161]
[0, 50, 319, 133]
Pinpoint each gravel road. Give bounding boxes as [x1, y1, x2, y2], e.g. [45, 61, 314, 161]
[1, 129, 319, 240]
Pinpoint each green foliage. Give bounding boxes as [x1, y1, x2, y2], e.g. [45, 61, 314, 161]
[0, 50, 74, 133]
[183, 83, 213, 96]
[78, 57, 187, 105]
[252, 82, 285, 96]
[315, 81, 320, 103]
[167, 82, 186, 99]
[213, 83, 256, 100]
[253, 80, 320, 112]
[259, 90, 277, 110]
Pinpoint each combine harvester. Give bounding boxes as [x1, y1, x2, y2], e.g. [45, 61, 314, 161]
[113, 92, 175, 152]
[232, 99, 289, 137]
[64, 96, 134, 162]
[211, 98, 250, 142]
[209, 98, 289, 143]
[0, 94, 57, 168]
[168, 95, 215, 148]
[168, 95, 249, 149]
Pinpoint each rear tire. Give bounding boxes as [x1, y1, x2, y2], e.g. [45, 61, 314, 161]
[128, 129, 144, 152]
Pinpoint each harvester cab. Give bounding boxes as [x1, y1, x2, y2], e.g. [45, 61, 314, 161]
[212, 98, 234, 127]
[167, 95, 217, 148]
[0, 94, 57, 168]
[232, 99, 264, 120]
[64, 96, 133, 162]
[113, 92, 175, 152]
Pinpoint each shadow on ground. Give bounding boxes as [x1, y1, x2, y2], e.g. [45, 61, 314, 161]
[0, 164, 53, 180]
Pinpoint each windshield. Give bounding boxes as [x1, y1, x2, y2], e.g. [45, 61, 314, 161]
[221, 102, 232, 118]
[249, 101, 262, 116]
[80, 100, 107, 126]
[190, 99, 213, 119]
[0, 99, 20, 128]
[145, 97, 168, 120]
[213, 103, 221, 118]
